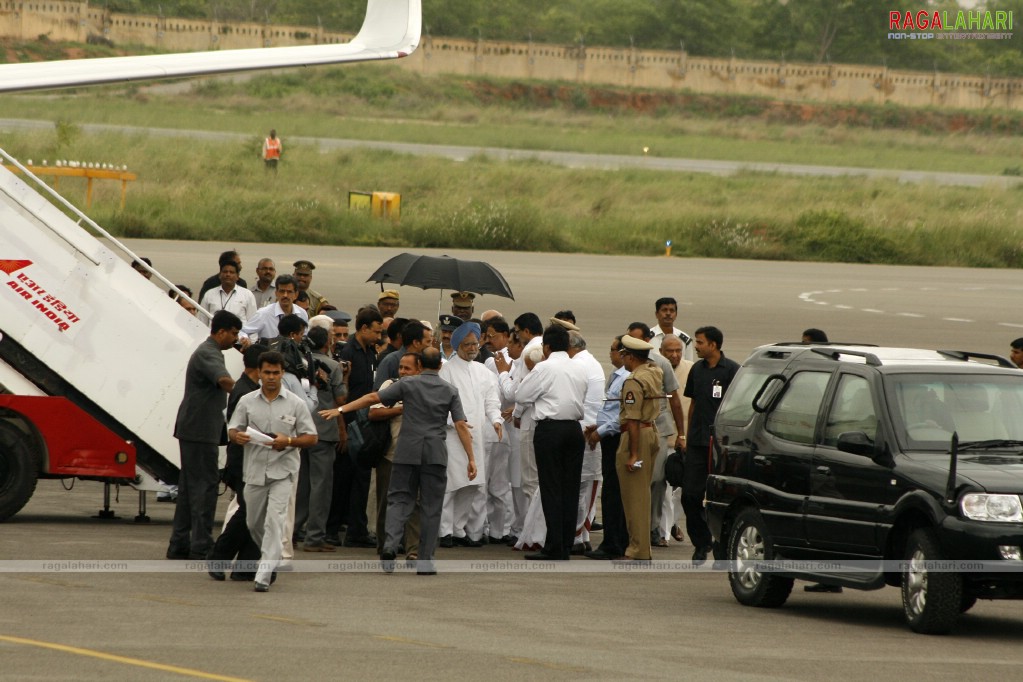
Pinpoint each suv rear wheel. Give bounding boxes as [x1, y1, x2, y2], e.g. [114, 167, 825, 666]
[902, 528, 963, 634]
[727, 507, 794, 608]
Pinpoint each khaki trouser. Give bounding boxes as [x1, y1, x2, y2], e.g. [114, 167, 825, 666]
[616, 427, 658, 560]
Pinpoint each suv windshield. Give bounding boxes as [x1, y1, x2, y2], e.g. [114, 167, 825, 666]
[887, 373, 1023, 450]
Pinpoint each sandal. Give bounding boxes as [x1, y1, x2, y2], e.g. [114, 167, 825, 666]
[406, 552, 418, 561]
[653, 538, 669, 548]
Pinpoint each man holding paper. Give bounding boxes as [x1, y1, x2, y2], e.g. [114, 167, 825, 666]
[228, 350, 317, 592]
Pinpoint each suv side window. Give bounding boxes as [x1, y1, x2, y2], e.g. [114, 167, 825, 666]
[717, 368, 771, 425]
[822, 374, 877, 446]
[765, 371, 830, 444]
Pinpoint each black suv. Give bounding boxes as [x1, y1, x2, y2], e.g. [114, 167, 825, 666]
[705, 344, 1023, 634]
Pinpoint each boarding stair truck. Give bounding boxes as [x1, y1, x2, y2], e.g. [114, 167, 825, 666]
[0, 0, 421, 521]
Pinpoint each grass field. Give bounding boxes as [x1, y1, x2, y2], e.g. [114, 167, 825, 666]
[1, 63, 1022, 267]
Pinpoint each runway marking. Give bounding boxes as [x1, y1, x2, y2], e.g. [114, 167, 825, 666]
[0, 635, 253, 682]
[374, 635, 453, 650]
[896, 313, 925, 318]
[861, 308, 884, 314]
[14, 575, 85, 588]
[503, 656, 590, 672]
[999, 322, 1023, 329]
[942, 317, 973, 323]
[251, 614, 325, 627]
[834, 305, 852, 310]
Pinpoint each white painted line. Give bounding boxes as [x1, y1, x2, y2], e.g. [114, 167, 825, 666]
[850, 288, 867, 292]
[834, 305, 852, 310]
[815, 301, 828, 305]
[862, 308, 884, 313]
[826, 289, 842, 293]
[942, 317, 973, 323]
[896, 312, 925, 318]
[998, 322, 1023, 329]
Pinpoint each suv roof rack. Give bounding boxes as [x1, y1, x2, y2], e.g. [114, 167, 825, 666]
[810, 347, 882, 366]
[937, 350, 1016, 368]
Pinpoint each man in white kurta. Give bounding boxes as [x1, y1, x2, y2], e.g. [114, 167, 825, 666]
[567, 331, 606, 551]
[439, 323, 503, 545]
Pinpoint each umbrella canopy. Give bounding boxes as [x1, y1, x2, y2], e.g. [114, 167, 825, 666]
[367, 253, 514, 300]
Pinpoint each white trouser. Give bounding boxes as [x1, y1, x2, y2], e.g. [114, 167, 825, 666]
[245, 475, 293, 586]
[485, 438, 513, 538]
[440, 485, 487, 540]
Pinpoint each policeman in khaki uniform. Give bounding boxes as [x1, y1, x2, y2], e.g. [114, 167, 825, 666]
[616, 335, 664, 561]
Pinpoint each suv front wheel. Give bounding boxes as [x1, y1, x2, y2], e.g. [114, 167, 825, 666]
[901, 528, 963, 634]
[727, 507, 794, 608]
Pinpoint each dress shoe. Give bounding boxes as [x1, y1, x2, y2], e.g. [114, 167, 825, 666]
[652, 537, 669, 548]
[488, 536, 505, 546]
[590, 521, 603, 531]
[466, 537, 485, 548]
[302, 542, 337, 553]
[323, 534, 343, 546]
[505, 535, 518, 547]
[570, 541, 592, 556]
[344, 534, 378, 548]
[230, 572, 255, 582]
[208, 569, 226, 581]
[584, 549, 616, 560]
[804, 583, 843, 593]
[417, 570, 437, 576]
[166, 548, 190, 560]
[439, 535, 454, 548]
[525, 551, 556, 561]
[254, 582, 270, 593]
[671, 525, 685, 542]
[380, 550, 396, 574]
[692, 546, 712, 565]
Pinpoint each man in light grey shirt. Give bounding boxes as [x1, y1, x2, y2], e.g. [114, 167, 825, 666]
[228, 350, 317, 592]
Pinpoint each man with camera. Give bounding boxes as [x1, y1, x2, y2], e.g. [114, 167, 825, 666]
[297, 326, 347, 552]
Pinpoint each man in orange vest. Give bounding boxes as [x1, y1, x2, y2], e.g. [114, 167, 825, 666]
[263, 129, 282, 172]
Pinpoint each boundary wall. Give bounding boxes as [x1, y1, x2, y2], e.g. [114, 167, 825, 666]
[1, 1, 1020, 111]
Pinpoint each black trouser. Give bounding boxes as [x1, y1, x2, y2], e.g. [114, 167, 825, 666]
[167, 440, 219, 559]
[596, 433, 627, 556]
[533, 419, 585, 559]
[682, 444, 713, 550]
[208, 486, 261, 578]
[326, 446, 371, 539]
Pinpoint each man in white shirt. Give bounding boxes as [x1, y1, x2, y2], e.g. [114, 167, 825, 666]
[513, 323, 589, 561]
[239, 274, 308, 346]
[482, 317, 515, 543]
[566, 330, 605, 553]
[200, 260, 258, 323]
[650, 296, 693, 362]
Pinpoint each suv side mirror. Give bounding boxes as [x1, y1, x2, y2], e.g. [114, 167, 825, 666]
[836, 431, 875, 457]
[752, 374, 787, 414]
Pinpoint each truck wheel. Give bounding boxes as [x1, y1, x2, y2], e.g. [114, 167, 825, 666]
[0, 422, 40, 521]
[728, 507, 793, 608]
[902, 528, 962, 634]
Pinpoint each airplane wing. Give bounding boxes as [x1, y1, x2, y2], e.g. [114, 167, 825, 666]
[0, 0, 420, 93]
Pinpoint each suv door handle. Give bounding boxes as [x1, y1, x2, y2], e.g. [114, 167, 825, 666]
[816, 465, 831, 474]
[753, 455, 767, 465]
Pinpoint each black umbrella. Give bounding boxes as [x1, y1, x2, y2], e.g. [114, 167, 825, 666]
[367, 253, 515, 300]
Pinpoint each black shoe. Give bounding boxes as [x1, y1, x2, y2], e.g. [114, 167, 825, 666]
[323, 534, 342, 546]
[452, 535, 473, 547]
[570, 541, 592, 556]
[166, 548, 190, 560]
[344, 534, 378, 548]
[590, 521, 603, 531]
[804, 583, 843, 593]
[488, 536, 505, 545]
[584, 549, 617, 560]
[505, 535, 518, 547]
[254, 582, 270, 592]
[230, 572, 255, 582]
[417, 570, 437, 576]
[439, 535, 454, 548]
[525, 551, 555, 561]
[467, 537, 486, 548]
[692, 546, 711, 565]
[380, 550, 396, 574]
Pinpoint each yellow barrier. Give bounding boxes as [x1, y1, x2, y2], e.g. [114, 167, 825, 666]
[6, 166, 138, 210]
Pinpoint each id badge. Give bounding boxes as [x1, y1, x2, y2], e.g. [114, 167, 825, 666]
[281, 414, 297, 426]
[712, 383, 722, 399]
